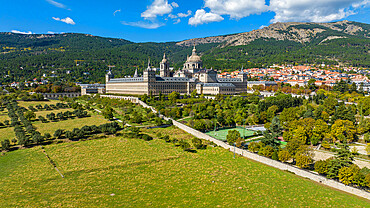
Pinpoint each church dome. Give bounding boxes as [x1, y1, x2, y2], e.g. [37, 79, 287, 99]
[187, 46, 202, 63]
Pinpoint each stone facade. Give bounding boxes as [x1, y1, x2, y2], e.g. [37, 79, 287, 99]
[80, 84, 105, 95]
[105, 47, 248, 95]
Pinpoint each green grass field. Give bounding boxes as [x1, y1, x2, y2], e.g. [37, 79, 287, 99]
[206, 127, 256, 141]
[0, 126, 368, 207]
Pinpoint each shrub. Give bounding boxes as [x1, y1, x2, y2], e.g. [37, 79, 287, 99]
[179, 140, 191, 151]
[192, 138, 206, 149]
[65, 131, 74, 140]
[141, 134, 153, 141]
[54, 129, 64, 139]
[314, 160, 328, 175]
[338, 165, 359, 185]
[271, 150, 279, 160]
[32, 132, 44, 144]
[44, 133, 51, 139]
[248, 141, 262, 153]
[278, 150, 291, 162]
[296, 153, 313, 169]
[259, 145, 274, 158]
[1, 139, 11, 151]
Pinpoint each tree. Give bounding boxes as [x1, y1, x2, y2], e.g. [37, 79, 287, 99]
[278, 150, 291, 162]
[279, 107, 298, 129]
[192, 138, 206, 149]
[366, 143, 370, 155]
[259, 145, 274, 158]
[154, 117, 163, 126]
[262, 116, 282, 148]
[179, 140, 191, 151]
[65, 131, 74, 140]
[24, 110, 36, 121]
[1, 139, 10, 151]
[311, 119, 329, 145]
[226, 130, 240, 145]
[102, 106, 114, 120]
[54, 129, 64, 139]
[307, 78, 317, 90]
[191, 90, 197, 98]
[314, 160, 328, 175]
[56, 112, 64, 120]
[168, 91, 180, 103]
[44, 133, 51, 139]
[47, 112, 56, 121]
[130, 127, 141, 137]
[32, 132, 44, 144]
[331, 120, 356, 143]
[338, 165, 359, 185]
[296, 153, 313, 169]
[322, 96, 338, 115]
[248, 141, 263, 153]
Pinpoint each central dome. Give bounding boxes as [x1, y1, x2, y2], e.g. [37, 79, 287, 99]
[187, 46, 202, 63]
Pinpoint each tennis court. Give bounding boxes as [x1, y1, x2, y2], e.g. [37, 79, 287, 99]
[205, 127, 256, 141]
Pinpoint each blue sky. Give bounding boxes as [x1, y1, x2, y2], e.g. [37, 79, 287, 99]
[1, 0, 369, 42]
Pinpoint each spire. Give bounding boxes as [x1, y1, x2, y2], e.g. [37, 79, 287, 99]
[163, 53, 166, 59]
[192, 45, 196, 55]
[134, 67, 138, 77]
[147, 58, 151, 71]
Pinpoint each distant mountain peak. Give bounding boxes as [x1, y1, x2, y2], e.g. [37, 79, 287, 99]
[176, 21, 369, 47]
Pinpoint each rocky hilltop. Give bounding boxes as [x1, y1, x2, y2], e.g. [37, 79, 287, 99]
[177, 20, 369, 47]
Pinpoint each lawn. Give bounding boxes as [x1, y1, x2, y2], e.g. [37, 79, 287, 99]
[17, 100, 60, 108]
[0, 127, 368, 207]
[206, 127, 256, 141]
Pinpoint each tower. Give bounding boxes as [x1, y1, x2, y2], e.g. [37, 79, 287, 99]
[143, 58, 156, 82]
[160, 53, 170, 77]
[134, 67, 138, 78]
[105, 69, 114, 83]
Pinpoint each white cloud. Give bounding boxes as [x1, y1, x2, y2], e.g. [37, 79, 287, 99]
[189, 9, 224, 26]
[113, 9, 121, 16]
[171, 2, 179, 8]
[269, 0, 366, 23]
[177, 10, 192, 17]
[168, 14, 177, 19]
[174, 19, 181, 24]
[121, 21, 165, 29]
[141, 0, 178, 19]
[352, 0, 370, 8]
[52, 17, 76, 25]
[204, 0, 268, 19]
[11, 30, 33, 34]
[46, 0, 67, 9]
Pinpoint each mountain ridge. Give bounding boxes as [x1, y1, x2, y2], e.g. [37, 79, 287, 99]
[176, 20, 370, 47]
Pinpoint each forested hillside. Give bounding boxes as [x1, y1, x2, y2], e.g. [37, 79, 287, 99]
[0, 20, 369, 84]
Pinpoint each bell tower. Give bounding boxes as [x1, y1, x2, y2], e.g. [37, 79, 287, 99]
[160, 53, 169, 77]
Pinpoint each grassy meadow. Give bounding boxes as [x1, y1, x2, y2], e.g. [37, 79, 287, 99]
[0, 126, 368, 207]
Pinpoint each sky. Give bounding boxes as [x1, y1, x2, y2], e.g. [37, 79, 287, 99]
[1, 0, 370, 42]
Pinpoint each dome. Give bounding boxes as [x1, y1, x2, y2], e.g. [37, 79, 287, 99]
[186, 46, 202, 63]
[187, 54, 202, 63]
